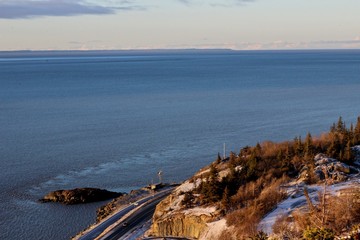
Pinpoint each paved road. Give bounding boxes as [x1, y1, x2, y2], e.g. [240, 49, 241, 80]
[79, 188, 174, 240]
[99, 194, 168, 240]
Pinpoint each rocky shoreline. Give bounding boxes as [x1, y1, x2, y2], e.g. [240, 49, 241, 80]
[95, 188, 153, 222]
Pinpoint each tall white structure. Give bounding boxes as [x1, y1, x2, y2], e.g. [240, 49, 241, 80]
[158, 170, 163, 183]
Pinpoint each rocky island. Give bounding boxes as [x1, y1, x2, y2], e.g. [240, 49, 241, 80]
[39, 188, 122, 205]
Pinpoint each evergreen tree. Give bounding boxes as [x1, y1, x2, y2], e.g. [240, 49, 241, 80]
[354, 117, 360, 144]
[181, 192, 192, 208]
[209, 164, 218, 181]
[343, 140, 353, 163]
[336, 116, 346, 133]
[246, 152, 258, 180]
[304, 132, 314, 156]
[255, 142, 262, 156]
[201, 164, 222, 202]
[216, 153, 222, 164]
[239, 146, 251, 157]
[229, 151, 237, 166]
[227, 163, 237, 182]
[221, 186, 231, 211]
[285, 142, 292, 161]
[350, 123, 355, 145]
[294, 136, 303, 156]
[208, 179, 222, 202]
[330, 123, 336, 133]
[229, 155, 237, 169]
[327, 133, 341, 159]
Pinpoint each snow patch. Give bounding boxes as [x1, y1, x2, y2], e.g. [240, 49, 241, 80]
[195, 168, 210, 177]
[175, 178, 201, 194]
[352, 145, 360, 166]
[218, 169, 230, 179]
[314, 153, 337, 165]
[183, 206, 217, 217]
[258, 178, 360, 235]
[167, 195, 185, 212]
[200, 219, 228, 240]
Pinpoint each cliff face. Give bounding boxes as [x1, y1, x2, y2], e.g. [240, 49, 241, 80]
[148, 180, 222, 239]
[151, 212, 211, 239]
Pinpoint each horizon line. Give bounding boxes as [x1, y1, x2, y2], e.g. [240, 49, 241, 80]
[1, 48, 360, 54]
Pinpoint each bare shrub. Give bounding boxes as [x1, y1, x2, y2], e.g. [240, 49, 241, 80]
[256, 179, 287, 214]
[273, 214, 301, 239]
[292, 187, 360, 236]
[272, 214, 289, 235]
[326, 188, 360, 232]
[218, 229, 237, 240]
[250, 230, 269, 240]
[226, 206, 260, 238]
[226, 176, 287, 239]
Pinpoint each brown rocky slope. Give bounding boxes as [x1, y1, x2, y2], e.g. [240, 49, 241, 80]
[147, 117, 360, 239]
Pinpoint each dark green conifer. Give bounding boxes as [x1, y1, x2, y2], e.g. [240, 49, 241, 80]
[216, 153, 222, 164]
[255, 142, 262, 156]
[350, 123, 355, 145]
[285, 142, 292, 161]
[294, 136, 303, 156]
[221, 186, 231, 211]
[354, 116, 360, 144]
[337, 116, 346, 133]
[343, 140, 353, 163]
[330, 123, 336, 133]
[304, 132, 314, 159]
[209, 164, 218, 181]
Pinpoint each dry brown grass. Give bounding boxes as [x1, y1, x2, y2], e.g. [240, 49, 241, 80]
[224, 176, 288, 239]
[275, 187, 360, 238]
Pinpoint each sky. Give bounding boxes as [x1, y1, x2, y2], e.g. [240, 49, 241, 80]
[0, 0, 360, 51]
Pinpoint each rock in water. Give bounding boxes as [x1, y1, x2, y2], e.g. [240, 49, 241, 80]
[39, 188, 122, 205]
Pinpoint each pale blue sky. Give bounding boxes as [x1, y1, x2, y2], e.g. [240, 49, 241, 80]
[0, 0, 359, 50]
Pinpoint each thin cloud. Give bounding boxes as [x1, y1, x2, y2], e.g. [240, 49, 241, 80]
[210, 0, 256, 7]
[236, 39, 360, 50]
[176, 0, 256, 7]
[177, 0, 190, 4]
[234, 0, 256, 4]
[0, 0, 143, 19]
[164, 37, 360, 51]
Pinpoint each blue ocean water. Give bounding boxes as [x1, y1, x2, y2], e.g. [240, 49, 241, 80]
[0, 50, 360, 239]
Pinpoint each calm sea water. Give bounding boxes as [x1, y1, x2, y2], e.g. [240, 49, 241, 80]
[1, 50, 360, 239]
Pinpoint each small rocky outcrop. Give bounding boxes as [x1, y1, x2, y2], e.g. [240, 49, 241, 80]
[39, 188, 122, 205]
[298, 153, 358, 183]
[314, 153, 353, 181]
